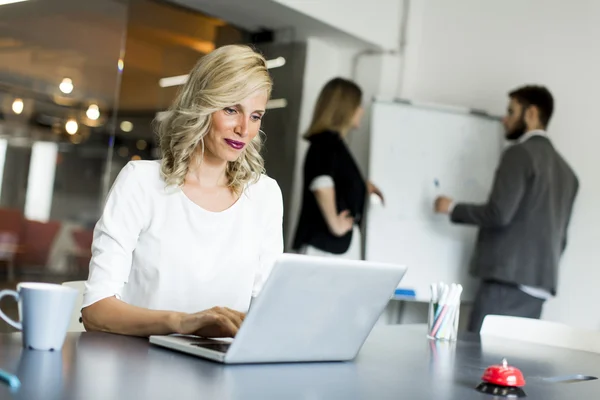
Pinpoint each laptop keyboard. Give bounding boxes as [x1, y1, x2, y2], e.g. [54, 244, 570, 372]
[190, 341, 231, 353]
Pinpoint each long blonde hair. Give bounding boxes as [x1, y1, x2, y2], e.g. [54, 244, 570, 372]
[305, 77, 362, 138]
[156, 44, 272, 194]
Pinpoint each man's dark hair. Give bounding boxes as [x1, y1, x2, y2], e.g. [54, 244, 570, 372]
[509, 85, 554, 128]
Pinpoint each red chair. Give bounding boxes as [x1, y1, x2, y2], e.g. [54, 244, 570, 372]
[15, 219, 62, 274]
[71, 228, 94, 274]
[0, 208, 24, 236]
[0, 208, 24, 280]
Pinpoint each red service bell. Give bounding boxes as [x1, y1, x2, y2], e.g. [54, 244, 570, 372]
[475, 359, 527, 398]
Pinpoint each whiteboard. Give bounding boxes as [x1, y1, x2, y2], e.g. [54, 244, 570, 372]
[365, 100, 504, 301]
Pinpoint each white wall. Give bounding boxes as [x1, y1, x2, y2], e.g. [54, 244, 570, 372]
[399, 0, 600, 329]
[282, 0, 600, 329]
[273, 0, 402, 50]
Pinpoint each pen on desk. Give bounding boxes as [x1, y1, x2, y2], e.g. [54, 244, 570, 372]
[436, 284, 463, 340]
[0, 368, 20, 389]
[430, 284, 438, 318]
[430, 283, 438, 311]
[432, 284, 459, 338]
[436, 284, 458, 339]
[433, 283, 450, 322]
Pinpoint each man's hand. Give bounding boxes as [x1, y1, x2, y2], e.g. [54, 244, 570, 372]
[434, 196, 454, 214]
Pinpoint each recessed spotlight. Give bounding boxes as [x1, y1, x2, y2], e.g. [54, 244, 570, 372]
[86, 104, 100, 120]
[65, 119, 78, 135]
[117, 146, 129, 157]
[59, 78, 74, 94]
[11, 98, 24, 114]
[120, 121, 133, 132]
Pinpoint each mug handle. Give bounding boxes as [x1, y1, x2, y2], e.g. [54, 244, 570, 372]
[0, 290, 22, 330]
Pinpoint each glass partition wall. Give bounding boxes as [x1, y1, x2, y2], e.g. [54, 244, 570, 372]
[0, 0, 128, 298]
[0, 0, 247, 332]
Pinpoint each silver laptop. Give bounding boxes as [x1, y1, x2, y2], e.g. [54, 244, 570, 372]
[149, 253, 407, 364]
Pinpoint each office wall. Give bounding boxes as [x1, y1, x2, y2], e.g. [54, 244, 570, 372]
[398, 0, 600, 329]
[272, 0, 403, 50]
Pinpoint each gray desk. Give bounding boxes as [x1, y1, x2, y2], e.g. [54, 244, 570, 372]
[0, 325, 599, 399]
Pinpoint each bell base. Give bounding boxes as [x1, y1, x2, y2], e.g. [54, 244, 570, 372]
[475, 382, 527, 398]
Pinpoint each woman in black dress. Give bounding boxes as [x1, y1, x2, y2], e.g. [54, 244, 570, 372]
[292, 78, 383, 259]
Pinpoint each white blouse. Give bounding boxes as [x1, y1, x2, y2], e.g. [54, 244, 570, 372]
[82, 160, 284, 313]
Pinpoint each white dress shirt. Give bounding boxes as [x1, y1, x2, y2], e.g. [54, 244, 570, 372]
[83, 160, 284, 313]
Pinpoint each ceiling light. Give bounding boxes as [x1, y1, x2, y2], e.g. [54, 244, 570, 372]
[86, 104, 100, 120]
[65, 119, 78, 135]
[59, 78, 74, 94]
[266, 98, 287, 110]
[117, 147, 129, 157]
[11, 98, 24, 114]
[158, 56, 286, 89]
[0, 0, 30, 6]
[159, 75, 188, 88]
[120, 121, 133, 132]
[266, 57, 286, 69]
[117, 58, 124, 72]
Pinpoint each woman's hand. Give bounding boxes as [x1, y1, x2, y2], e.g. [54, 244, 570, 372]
[332, 210, 354, 237]
[175, 307, 246, 338]
[313, 187, 355, 237]
[368, 181, 385, 205]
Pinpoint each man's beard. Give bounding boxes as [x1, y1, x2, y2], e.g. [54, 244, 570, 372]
[505, 114, 527, 141]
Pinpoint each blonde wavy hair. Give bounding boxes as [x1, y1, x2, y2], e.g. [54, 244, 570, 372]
[156, 44, 272, 194]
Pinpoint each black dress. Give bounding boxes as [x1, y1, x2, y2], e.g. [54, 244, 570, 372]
[292, 130, 367, 254]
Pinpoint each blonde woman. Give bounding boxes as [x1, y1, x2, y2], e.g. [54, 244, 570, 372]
[292, 78, 383, 259]
[81, 45, 283, 338]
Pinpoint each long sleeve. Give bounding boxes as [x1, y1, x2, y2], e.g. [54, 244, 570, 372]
[252, 179, 284, 297]
[83, 162, 149, 308]
[562, 178, 579, 252]
[451, 145, 532, 228]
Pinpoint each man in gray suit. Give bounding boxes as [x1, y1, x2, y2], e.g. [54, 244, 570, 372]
[434, 85, 579, 333]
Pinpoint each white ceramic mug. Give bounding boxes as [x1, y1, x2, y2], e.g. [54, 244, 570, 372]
[0, 282, 78, 350]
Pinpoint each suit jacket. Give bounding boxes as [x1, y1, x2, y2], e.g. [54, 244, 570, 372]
[451, 135, 579, 295]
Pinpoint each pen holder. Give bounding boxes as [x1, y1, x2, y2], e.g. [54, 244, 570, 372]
[427, 282, 462, 341]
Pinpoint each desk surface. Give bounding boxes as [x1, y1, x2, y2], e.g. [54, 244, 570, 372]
[0, 325, 599, 400]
